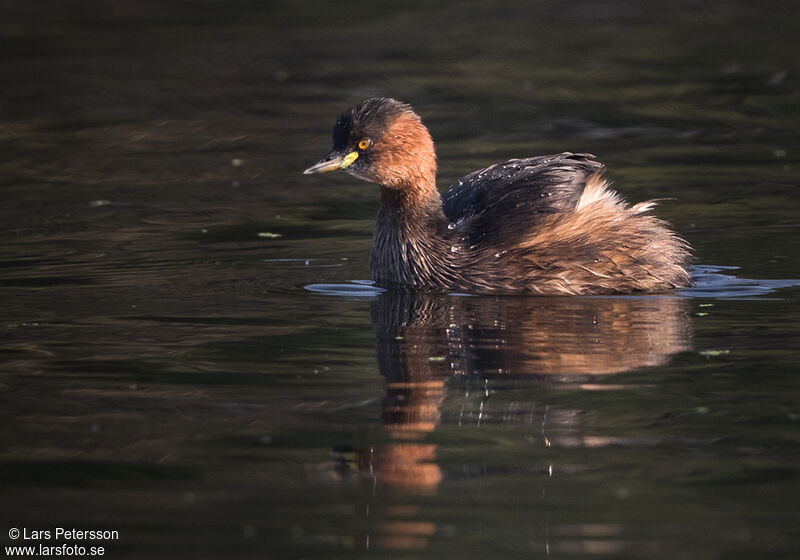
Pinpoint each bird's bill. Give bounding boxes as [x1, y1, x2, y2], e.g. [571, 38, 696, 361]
[303, 151, 358, 175]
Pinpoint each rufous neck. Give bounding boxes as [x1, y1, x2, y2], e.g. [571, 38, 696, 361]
[379, 179, 442, 218]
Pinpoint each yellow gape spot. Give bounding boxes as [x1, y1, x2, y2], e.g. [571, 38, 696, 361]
[339, 151, 359, 169]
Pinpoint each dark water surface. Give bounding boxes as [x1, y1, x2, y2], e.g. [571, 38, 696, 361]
[2, 1, 800, 558]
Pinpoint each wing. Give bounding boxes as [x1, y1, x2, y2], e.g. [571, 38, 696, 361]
[441, 152, 604, 246]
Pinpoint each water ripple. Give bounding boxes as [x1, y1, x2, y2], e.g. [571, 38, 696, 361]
[305, 280, 385, 297]
[305, 266, 800, 299]
[264, 258, 347, 268]
[681, 265, 800, 299]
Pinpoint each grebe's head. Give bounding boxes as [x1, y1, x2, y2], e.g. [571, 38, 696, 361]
[304, 97, 437, 190]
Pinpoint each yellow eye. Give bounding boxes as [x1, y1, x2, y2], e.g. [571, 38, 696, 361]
[357, 138, 372, 151]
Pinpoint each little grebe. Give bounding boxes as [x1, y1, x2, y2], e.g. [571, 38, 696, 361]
[304, 97, 691, 294]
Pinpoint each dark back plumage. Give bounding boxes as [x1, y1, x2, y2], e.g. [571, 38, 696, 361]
[442, 153, 604, 247]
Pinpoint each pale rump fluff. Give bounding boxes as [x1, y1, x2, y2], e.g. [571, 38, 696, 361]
[497, 175, 692, 294]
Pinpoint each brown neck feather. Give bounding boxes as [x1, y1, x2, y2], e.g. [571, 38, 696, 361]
[373, 112, 440, 214]
[369, 110, 463, 288]
[379, 184, 442, 220]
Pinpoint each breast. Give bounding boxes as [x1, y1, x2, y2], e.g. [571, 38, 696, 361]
[370, 209, 464, 289]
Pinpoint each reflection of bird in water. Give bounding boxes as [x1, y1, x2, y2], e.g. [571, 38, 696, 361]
[372, 292, 693, 378]
[332, 291, 692, 550]
[305, 97, 691, 294]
